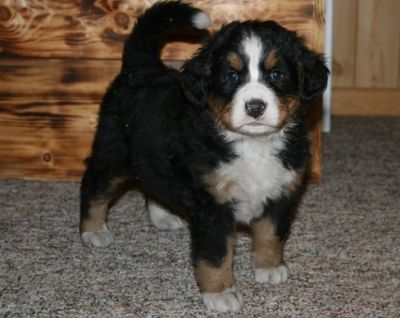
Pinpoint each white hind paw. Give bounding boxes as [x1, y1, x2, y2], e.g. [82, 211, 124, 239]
[148, 200, 185, 230]
[81, 225, 113, 248]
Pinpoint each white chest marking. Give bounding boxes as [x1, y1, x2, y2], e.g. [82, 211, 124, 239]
[214, 134, 295, 224]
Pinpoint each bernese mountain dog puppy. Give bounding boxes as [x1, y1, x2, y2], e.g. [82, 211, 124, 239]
[80, 1, 328, 312]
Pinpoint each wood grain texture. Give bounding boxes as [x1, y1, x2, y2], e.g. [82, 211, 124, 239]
[332, 0, 357, 88]
[0, 58, 120, 98]
[332, 88, 400, 116]
[311, 0, 325, 52]
[0, 97, 97, 180]
[0, 58, 117, 180]
[308, 98, 322, 183]
[0, 0, 316, 60]
[308, 0, 325, 183]
[355, 0, 400, 88]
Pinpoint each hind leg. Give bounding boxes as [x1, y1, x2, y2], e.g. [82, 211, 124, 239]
[147, 199, 185, 230]
[79, 100, 131, 247]
[80, 166, 127, 247]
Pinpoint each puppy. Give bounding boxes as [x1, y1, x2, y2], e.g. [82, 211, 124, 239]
[80, 1, 328, 312]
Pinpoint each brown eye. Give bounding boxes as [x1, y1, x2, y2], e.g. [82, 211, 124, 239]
[227, 71, 239, 82]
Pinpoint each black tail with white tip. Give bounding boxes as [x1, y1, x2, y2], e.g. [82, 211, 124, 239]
[123, 1, 212, 69]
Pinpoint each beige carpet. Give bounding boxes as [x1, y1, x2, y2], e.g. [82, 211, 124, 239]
[1, 117, 399, 317]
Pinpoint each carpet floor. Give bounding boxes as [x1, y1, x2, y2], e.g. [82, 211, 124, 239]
[1, 117, 399, 317]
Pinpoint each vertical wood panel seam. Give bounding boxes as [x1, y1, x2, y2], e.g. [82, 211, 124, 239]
[332, 0, 358, 88]
[396, 0, 400, 88]
[352, 0, 359, 87]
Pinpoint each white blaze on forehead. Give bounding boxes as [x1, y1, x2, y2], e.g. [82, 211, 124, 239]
[242, 35, 263, 82]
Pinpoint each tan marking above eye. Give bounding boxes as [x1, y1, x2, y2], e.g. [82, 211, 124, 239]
[264, 50, 279, 70]
[227, 52, 244, 71]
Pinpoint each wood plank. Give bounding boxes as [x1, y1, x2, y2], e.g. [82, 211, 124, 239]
[311, 0, 325, 53]
[307, 98, 322, 183]
[0, 58, 120, 98]
[307, 0, 325, 183]
[397, 32, 400, 88]
[0, 58, 107, 180]
[0, 97, 97, 180]
[355, 0, 400, 88]
[0, 0, 316, 60]
[332, 88, 400, 116]
[332, 0, 357, 88]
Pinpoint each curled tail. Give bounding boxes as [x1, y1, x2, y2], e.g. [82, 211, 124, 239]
[123, 1, 212, 68]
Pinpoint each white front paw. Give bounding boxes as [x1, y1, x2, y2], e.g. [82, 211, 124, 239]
[81, 225, 113, 247]
[255, 265, 289, 284]
[202, 287, 243, 312]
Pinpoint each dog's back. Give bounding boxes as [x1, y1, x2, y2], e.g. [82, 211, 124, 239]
[80, 2, 216, 243]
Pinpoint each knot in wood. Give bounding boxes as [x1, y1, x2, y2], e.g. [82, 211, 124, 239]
[0, 6, 12, 22]
[114, 12, 129, 30]
[43, 152, 52, 163]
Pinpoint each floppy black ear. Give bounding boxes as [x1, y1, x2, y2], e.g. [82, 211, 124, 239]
[181, 22, 240, 108]
[299, 49, 329, 101]
[181, 48, 212, 109]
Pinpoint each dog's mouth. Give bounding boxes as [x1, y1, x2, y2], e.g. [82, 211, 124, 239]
[246, 122, 267, 127]
[233, 120, 279, 136]
[238, 117, 278, 129]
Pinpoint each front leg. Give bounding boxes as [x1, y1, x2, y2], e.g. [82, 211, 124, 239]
[250, 217, 289, 284]
[251, 180, 304, 284]
[190, 204, 242, 312]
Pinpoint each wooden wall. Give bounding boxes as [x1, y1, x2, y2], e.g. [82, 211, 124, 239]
[0, 0, 324, 181]
[332, 0, 400, 115]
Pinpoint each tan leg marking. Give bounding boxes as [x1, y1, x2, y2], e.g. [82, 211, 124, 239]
[80, 177, 127, 233]
[195, 237, 235, 293]
[80, 198, 109, 233]
[251, 218, 283, 269]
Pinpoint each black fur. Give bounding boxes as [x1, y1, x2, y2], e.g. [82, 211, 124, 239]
[80, 1, 328, 310]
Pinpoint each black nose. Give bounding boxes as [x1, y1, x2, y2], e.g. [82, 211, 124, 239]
[245, 99, 266, 118]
